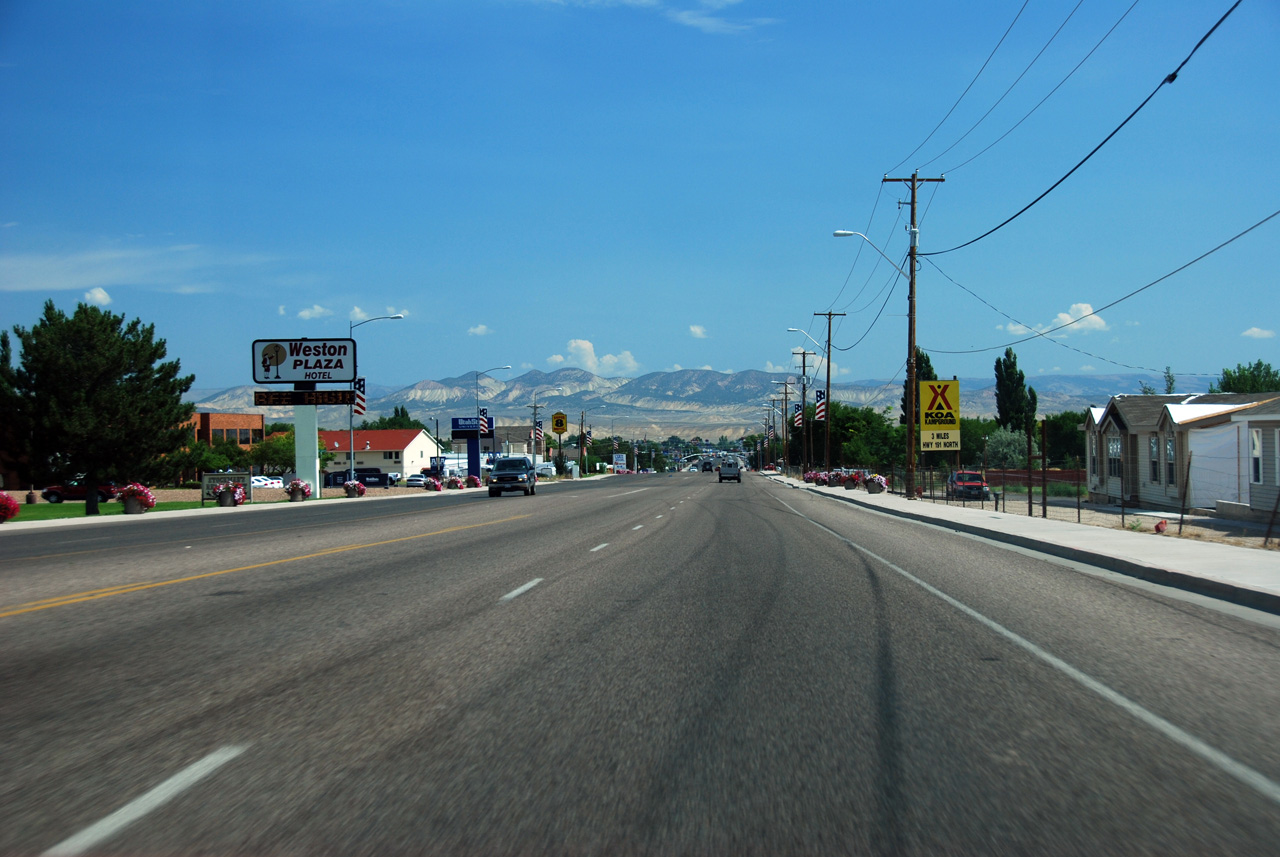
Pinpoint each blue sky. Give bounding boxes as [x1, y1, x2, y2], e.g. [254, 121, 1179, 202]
[2, 0, 1277, 393]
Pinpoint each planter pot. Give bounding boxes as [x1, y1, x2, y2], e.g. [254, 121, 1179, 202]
[218, 490, 236, 507]
[844, 479, 858, 490]
[345, 487, 361, 498]
[289, 490, 306, 502]
[865, 482, 885, 494]
[122, 496, 146, 514]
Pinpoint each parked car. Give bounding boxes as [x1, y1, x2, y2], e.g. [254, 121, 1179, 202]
[486, 457, 537, 497]
[946, 470, 991, 501]
[405, 474, 428, 488]
[535, 462, 556, 478]
[251, 476, 283, 489]
[41, 480, 119, 504]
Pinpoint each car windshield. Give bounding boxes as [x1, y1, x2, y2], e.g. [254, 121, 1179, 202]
[494, 459, 528, 471]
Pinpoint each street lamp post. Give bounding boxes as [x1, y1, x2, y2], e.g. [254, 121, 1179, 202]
[833, 229, 918, 498]
[578, 405, 606, 475]
[348, 314, 403, 483]
[527, 386, 561, 465]
[474, 365, 511, 468]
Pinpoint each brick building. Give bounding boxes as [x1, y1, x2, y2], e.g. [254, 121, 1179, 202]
[187, 412, 265, 447]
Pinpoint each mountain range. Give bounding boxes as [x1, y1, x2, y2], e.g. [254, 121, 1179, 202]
[187, 369, 1210, 439]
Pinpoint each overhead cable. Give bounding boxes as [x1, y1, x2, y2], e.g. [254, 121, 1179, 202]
[920, 0, 1243, 257]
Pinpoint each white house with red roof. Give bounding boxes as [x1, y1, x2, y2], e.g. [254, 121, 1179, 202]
[319, 429, 444, 483]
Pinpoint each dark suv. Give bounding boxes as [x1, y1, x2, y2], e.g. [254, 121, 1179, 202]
[945, 470, 991, 501]
[487, 457, 537, 497]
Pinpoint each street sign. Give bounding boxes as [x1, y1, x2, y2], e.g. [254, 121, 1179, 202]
[450, 416, 495, 440]
[920, 380, 961, 451]
[254, 390, 355, 406]
[252, 338, 357, 384]
[551, 411, 568, 435]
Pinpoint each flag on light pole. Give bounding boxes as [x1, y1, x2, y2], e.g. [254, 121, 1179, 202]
[814, 389, 826, 421]
[353, 377, 367, 416]
[793, 402, 802, 428]
[535, 420, 544, 442]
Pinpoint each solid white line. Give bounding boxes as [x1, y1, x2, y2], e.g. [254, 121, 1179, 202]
[41, 746, 248, 857]
[590, 543, 609, 552]
[655, 515, 663, 519]
[776, 495, 1280, 808]
[632, 525, 644, 530]
[500, 578, 543, 601]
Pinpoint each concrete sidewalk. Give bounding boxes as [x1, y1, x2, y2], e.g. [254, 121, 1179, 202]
[765, 473, 1280, 616]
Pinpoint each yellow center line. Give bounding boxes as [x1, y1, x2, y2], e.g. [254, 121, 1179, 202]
[0, 515, 530, 619]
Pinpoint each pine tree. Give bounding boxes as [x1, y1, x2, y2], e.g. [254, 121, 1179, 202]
[0, 301, 194, 514]
[901, 347, 937, 425]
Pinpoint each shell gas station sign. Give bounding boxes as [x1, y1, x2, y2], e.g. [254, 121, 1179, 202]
[920, 380, 960, 451]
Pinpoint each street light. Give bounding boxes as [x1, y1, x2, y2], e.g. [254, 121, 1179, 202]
[527, 386, 561, 465]
[579, 404, 606, 475]
[789, 327, 835, 472]
[834, 229, 919, 498]
[348, 313, 404, 482]
[475, 365, 511, 461]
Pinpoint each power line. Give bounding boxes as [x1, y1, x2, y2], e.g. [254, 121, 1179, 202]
[919, 0, 1087, 172]
[886, 0, 1031, 174]
[944, 0, 1142, 174]
[921, 0, 1243, 257]
[923, 208, 1278, 363]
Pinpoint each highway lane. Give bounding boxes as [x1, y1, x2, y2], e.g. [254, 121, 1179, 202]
[2, 472, 1278, 855]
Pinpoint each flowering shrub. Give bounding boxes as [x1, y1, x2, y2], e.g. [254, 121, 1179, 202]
[343, 480, 367, 497]
[118, 482, 157, 509]
[867, 474, 888, 491]
[213, 482, 246, 505]
[286, 479, 312, 498]
[446, 476, 466, 490]
[0, 492, 20, 522]
[424, 478, 442, 492]
[465, 475, 482, 488]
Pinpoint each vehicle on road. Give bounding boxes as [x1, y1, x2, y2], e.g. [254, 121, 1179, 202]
[701, 461, 715, 472]
[487, 457, 537, 497]
[251, 476, 283, 489]
[946, 470, 991, 501]
[535, 462, 556, 479]
[41, 480, 119, 504]
[404, 474, 428, 488]
[718, 458, 741, 483]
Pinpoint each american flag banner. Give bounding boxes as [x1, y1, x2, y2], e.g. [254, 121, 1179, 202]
[793, 402, 802, 428]
[586, 429, 593, 444]
[768, 424, 776, 440]
[613, 437, 619, 451]
[479, 408, 491, 434]
[353, 377, 367, 416]
[535, 420, 544, 442]
[815, 389, 827, 421]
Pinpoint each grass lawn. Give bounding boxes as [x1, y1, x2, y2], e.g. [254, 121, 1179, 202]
[6, 501, 205, 522]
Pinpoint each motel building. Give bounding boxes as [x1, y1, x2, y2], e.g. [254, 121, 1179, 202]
[319, 429, 445, 484]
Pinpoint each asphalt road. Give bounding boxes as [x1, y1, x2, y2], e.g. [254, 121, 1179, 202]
[2, 473, 1279, 855]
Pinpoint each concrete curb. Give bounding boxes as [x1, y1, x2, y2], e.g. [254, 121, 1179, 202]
[771, 475, 1280, 617]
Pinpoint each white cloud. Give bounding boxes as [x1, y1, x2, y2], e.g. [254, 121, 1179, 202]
[298, 304, 333, 320]
[83, 287, 111, 306]
[1080, 364, 1096, 372]
[1242, 327, 1275, 339]
[689, 325, 708, 339]
[2, 222, 17, 228]
[999, 302, 1108, 337]
[763, 361, 792, 374]
[387, 306, 409, 318]
[468, 324, 492, 336]
[539, 0, 774, 35]
[350, 306, 370, 322]
[0, 243, 275, 294]
[548, 339, 640, 375]
[278, 305, 286, 316]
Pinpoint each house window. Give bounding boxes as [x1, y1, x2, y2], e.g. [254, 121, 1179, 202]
[1250, 428, 1263, 484]
[252, 429, 263, 443]
[383, 451, 395, 460]
[239, 428, 251, 444]
[1149, 434, 1160, 484]
[1166, 433, 1177, 485]
[1107, 434, 1122, 478]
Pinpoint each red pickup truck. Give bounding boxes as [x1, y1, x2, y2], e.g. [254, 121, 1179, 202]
[41, 480, 119, 503]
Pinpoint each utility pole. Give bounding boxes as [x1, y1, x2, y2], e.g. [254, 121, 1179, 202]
[814, 311, 845, 471]
[794, 349, 814, 471]
[883, 170, 944, 499]
[772, 379, 795, 471]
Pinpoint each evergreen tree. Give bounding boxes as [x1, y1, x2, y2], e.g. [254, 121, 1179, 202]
[901, 347, 937, 425]
[993, 348, 1037, 433]
[1163, 366, 1177, 394]
[0, 301, 194, 514]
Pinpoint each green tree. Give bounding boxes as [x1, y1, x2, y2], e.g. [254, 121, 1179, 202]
[0, 301, 194, 515]
[249, 432, 297, 476]
[1043, 410, 1087, 466]
[901, 347, 937, 425]
[994, 348, 1037, 433]
[985, 427, 1038, 469]
[1163, 366, 1177, 394]
[357, 405, 425, 431]
[1209, 360, 1280, 394]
